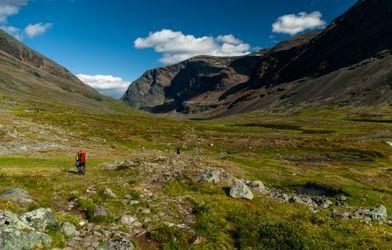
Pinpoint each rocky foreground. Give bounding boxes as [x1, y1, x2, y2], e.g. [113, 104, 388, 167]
[0, 152, 390, 249]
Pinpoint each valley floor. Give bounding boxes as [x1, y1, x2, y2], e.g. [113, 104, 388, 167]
[0, 103, 391, 249]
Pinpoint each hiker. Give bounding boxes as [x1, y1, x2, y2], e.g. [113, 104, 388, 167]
[75, 150, 86, 175]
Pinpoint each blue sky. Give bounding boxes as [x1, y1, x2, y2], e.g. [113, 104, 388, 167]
[1, 0, 356, 98]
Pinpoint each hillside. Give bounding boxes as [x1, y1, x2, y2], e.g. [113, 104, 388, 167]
[0, 28, 120, 112]
[122, 0, 392, 117]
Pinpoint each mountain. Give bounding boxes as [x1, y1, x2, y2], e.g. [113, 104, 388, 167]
[0, 28, 114, 111]
[122, 0, 392, 117]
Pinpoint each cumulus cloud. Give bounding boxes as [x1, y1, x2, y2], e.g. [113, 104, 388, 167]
[0, 0, 28, 23]
[272, 11, 326, 36]
[134, 29, 251, 64]
[24, 22, 53, 39]
[76, 74, 130, 99]
[0, 1, 53, 40]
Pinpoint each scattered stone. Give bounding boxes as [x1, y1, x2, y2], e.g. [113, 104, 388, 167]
[120, 215, 142, 228]
[102, 188, 117, 199]
[289, 195, 301, 203]
[93, 206, 111, 217]
[141, 208, 151, 215]
[337, 195, 347, 202]
[127, 200, 140, 206]
[0, 188, 35, 206]
[320, 199, 333, 209]
[230, 181, 254, 200]
[61, 222, 78, 238]
[103, 238, 135, 250]
[103, 158, 144, 171]
[247, 180, 267, 193]
[165, 222, 175, 227]
[333, 211, 350, 219]
[353, 205, 388, 222]
[0, 210, 52, 249]
[192, 236, 202, 245]
[386, 141, 392, 147]
[280, 193, 290, 202]
[19, 208, 56, 230]
[369, 205, 388, 221]
[154, 155, 167, 162]
[197, 168, 224, 183]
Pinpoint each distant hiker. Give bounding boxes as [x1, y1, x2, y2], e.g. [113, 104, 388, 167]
[176, 146, 181, 155]
[75, 150, 86, 175]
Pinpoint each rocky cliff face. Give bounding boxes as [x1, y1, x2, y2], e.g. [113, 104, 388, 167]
[121, 31, 316, 114]
[122, 0, 392, 117]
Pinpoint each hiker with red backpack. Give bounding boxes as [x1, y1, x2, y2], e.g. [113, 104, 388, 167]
[75, 150, 87, 175]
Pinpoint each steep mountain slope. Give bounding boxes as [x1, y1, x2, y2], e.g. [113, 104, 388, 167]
[122, 0, 392, 117]
[121, 31, 318, 114]
[0, 29, 116, 111]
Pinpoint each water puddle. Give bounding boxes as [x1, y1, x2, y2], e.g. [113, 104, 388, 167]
[292, 182, 345, 197]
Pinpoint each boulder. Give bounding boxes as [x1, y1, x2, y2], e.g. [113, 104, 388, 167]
[102, 188, 117, 199]
[197, 168, 224, 183]
[61, 222, 78, 238]
[120, 215, 142, 228]
[0, 210, 52, 249]
[247, 181, 267, 193]
[93, 206, 111, 217]
[0, 188, 35, 206]
[19, 208, 56, 230]
[103, 238, 135, 250]
[230, 181, 254, 200]
[333, 211, 350, 219]
[320, 199, 333, 208]
[369, 205, 388, 221]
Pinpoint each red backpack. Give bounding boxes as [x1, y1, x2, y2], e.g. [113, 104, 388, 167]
[80, 151, 86, 163]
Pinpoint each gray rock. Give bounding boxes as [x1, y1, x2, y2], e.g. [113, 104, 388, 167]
[120, 215, 142, 228]
[333, 211, 350, 219]
[320, 199, 333, 208]
[353, 205, 388, 222]
[103, 163, 117, 171]
[197, 168, 224, 183]
[102, 188, 116, 199]
[230, 181, 254, 200]
[277, 193, 290, 202]
[93, 206, 111, 217]
[0, 210, 52, 249]
[19, 208, 56, 230]
[61, 222, 78, 238]
[103, 238, 135, 250]
[247, 181, 267, 193]
[289, 195, 301, 203]
[0, 188, 35, 206]
[369, 205, 388, 221]
[337, 195, 347, 202]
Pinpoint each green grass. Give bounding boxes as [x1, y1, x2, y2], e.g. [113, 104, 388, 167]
[0, 99, 391, 248]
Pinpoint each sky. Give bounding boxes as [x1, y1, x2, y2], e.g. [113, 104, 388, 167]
[1, 0, 357, 98]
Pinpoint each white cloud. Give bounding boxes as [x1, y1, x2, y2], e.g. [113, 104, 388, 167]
[0, 0, 28, 23]
[24, 22, 53, 39]
[134, 29, 251, 64]
[0, 1, 53, 40]
[76, 74, 130, 99]
[272, 11, 326, 36]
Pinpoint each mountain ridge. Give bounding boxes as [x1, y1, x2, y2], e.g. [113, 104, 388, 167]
[122, 0, 392, 118]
